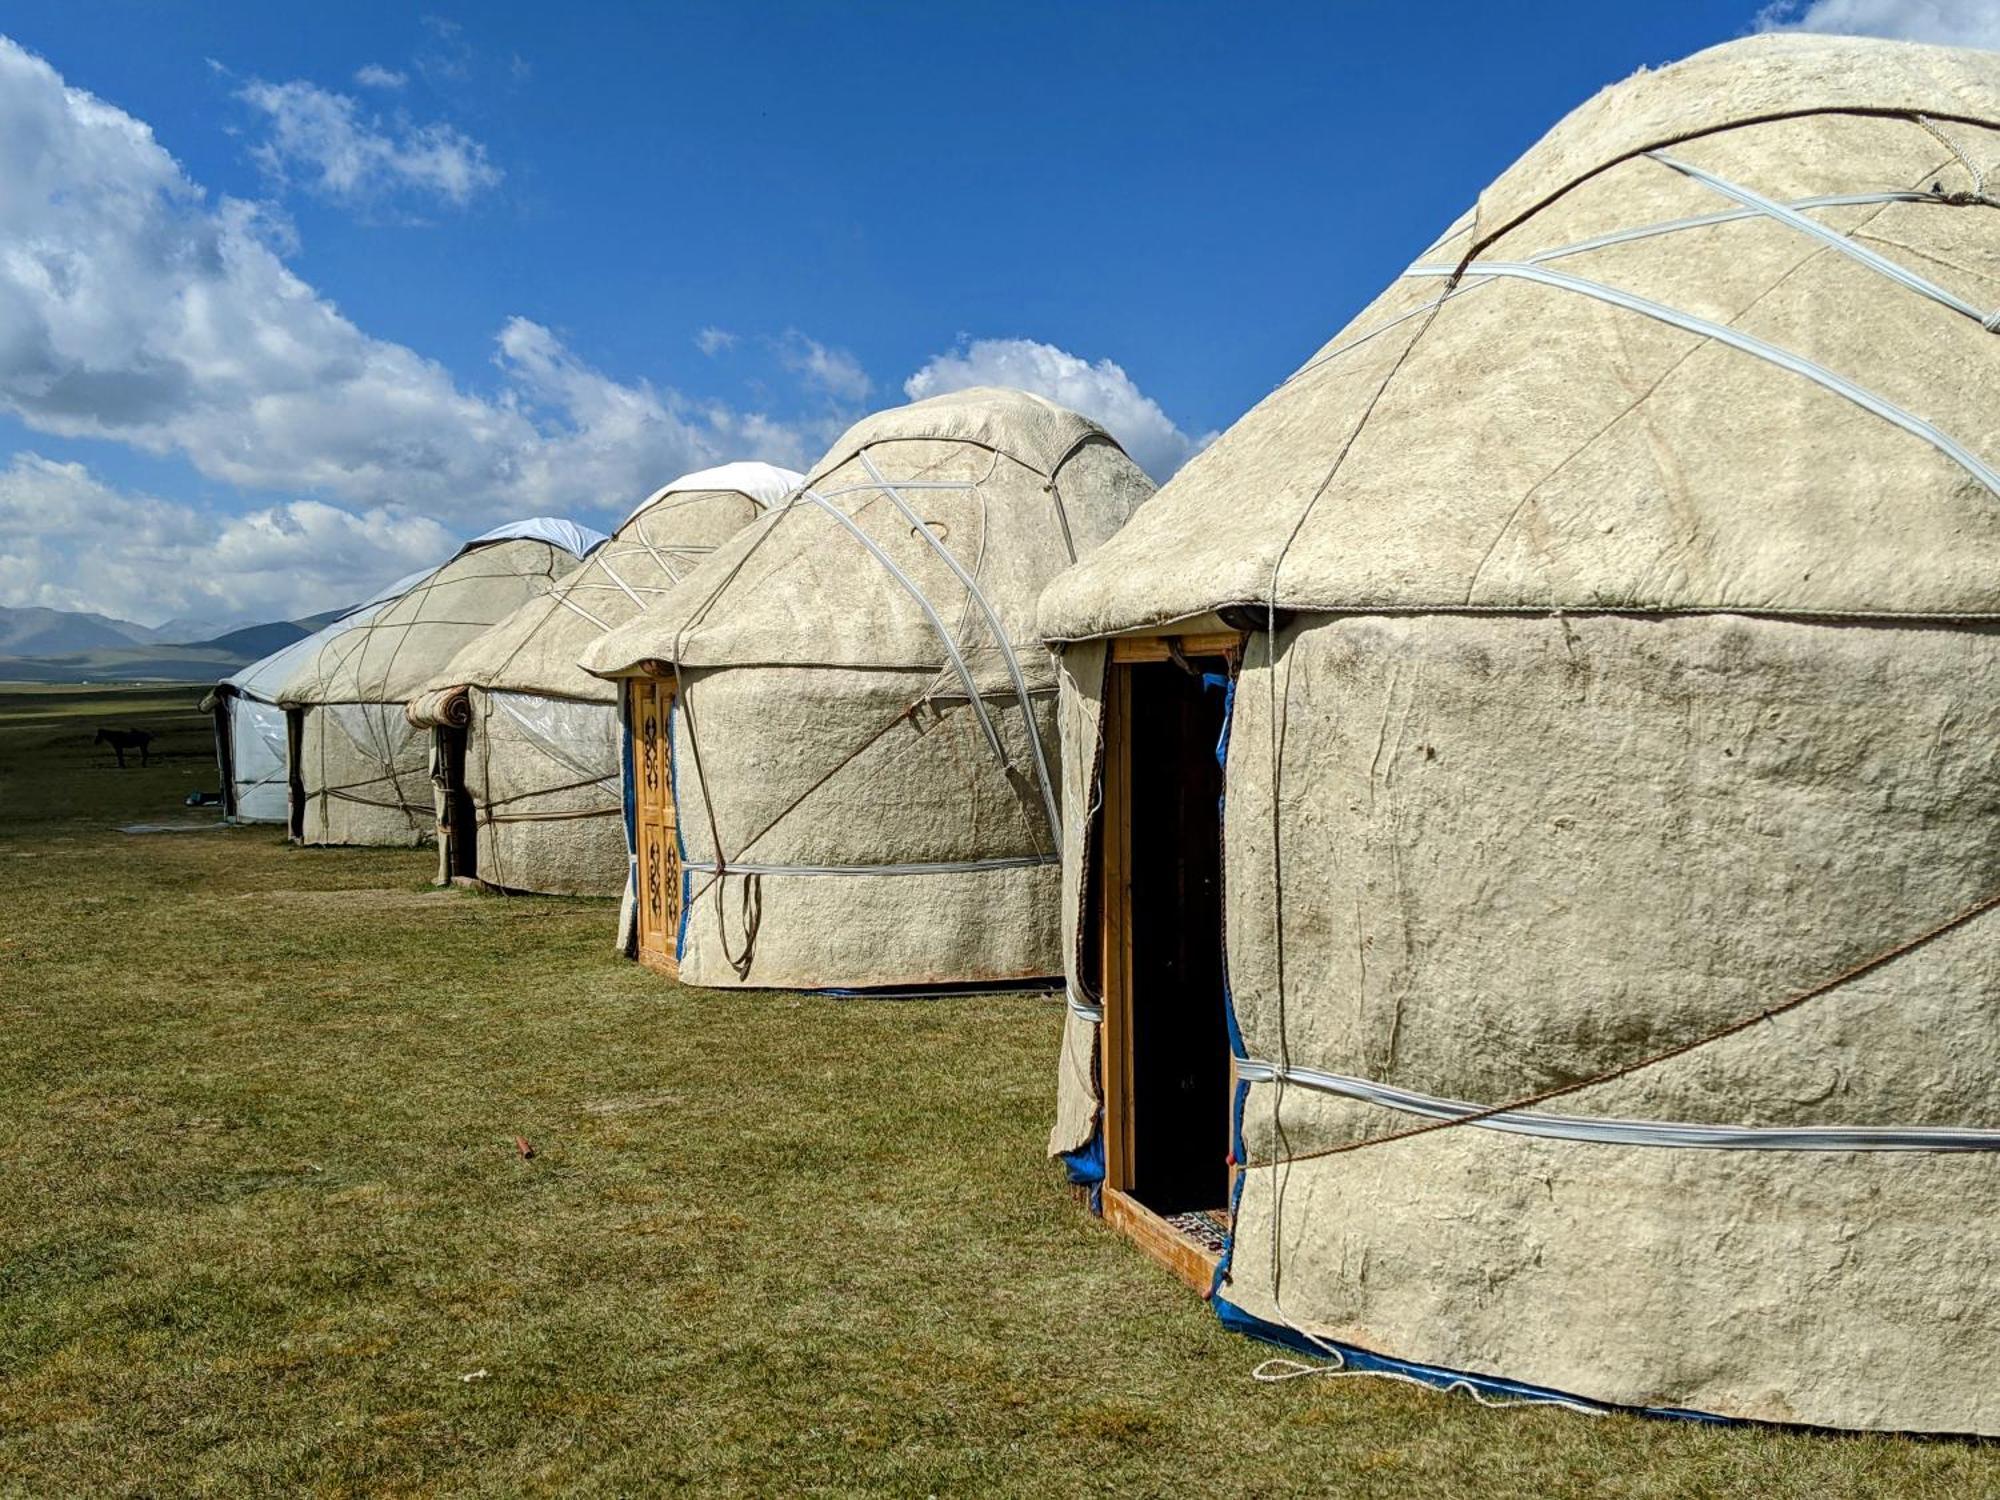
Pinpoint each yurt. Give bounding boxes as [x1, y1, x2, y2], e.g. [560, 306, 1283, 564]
[1036, 34, 2000, 1434]
[580, 388, 1155, 989]
[407, 464, 801, 895]
[201, 570, 428, 823]
[277, 519, 603, 846]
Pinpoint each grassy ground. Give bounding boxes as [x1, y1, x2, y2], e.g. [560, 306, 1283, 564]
[0, 684, 1992, 1496]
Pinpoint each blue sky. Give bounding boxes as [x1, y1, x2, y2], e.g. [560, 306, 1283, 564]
[0, 0, 1984, 626]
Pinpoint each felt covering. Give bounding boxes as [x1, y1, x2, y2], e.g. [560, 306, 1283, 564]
[1041, 34, 2000, 1434]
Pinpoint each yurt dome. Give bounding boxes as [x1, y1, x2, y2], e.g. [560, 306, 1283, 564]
[201, 566, 430, 823]
[406, 463, 801, 895]
[581, 387, 1156, 990]
[1038, 34, 2000, 1434]
[276, 518, 603, 847]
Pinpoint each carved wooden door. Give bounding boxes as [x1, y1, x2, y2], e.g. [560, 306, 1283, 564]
[629, 676, 680, 977]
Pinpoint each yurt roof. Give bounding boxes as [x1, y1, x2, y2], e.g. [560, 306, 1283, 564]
[462, 516, 606, 559]
[276, 518, 602, 707]
[617, 461, 802, 525]
[409, 466, 804, 720]
[579, 387, 1154, 681]
[809, 386, 1112, 482]
[1038, 33, 2000, 643]
[209, 564, 434, 709]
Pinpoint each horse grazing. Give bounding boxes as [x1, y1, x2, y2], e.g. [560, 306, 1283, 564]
[94, 727, 154, 768]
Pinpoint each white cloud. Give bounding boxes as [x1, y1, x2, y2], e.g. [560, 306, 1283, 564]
[238, 76, 501, 208]
[493, 315, 817, 501]
[694, 326, 737, 356]
[903, 337, 1212, 482]
[352, 64, 407, 90]
[1757, 0, 2000, 47]
[776, 330, 873, 401]
[0, 452, 452, 625]
[0, 33, 809, 564]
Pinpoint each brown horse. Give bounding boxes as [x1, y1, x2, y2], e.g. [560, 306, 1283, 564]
[93, 727, 153, 768]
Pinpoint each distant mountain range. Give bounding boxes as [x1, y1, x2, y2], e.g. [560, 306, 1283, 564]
[0, 603, 354, 684]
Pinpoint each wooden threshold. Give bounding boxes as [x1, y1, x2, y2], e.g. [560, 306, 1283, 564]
[1101, 1189, 1219, 1296]
[636, 947, 680, 981]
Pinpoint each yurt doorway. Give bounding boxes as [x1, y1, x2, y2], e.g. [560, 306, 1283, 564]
[285, 709, 306, 842]
[212, 700, 237, 819]
[435, 725, 478, 880]
[1097, 633, 1241, 1289]
[627, 676, 681, 978]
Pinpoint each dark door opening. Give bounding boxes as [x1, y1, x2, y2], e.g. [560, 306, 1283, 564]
[213, 700, 237, 819]
[437, 724, 478, 879]
[1098, 635, 1240, 1281]
[1123, 657, 1232, 1215]
[286, 708, 306, 842]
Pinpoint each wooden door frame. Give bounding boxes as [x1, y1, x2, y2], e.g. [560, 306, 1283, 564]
[1095, 631, 1243, 1293]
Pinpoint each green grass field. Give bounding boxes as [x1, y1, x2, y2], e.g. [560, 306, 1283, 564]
[1, 684, 1992, 1496]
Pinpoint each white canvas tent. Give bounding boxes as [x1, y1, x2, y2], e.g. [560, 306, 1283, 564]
[1038, 34, 2000, 1434]
[275, 519, 602, 846]
[407, 464, 801, 894]
[581, 388, 1155, 989]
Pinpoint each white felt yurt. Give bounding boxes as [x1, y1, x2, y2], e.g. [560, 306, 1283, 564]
[407, 464, 801, 895]
[1038, 34, 2000, 1434]
[202, 571, 428, 823]
[276, 519, 602, 846]
[580, 388, 1155, 990]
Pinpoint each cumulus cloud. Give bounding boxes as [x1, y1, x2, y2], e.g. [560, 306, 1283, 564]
[1757, 0, 2000, 46]
[237, 76, 501, 207]
[777, 330, 873, 401]
[352, 64, 407, 90]
[0, 35, 806, 544]
[694, 326, 738, 356]
[0, 452, 452, 625]
[904, 337, 1211, 482]
[494, 315, 816, 500]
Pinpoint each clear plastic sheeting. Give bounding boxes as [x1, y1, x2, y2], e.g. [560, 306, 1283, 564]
[463, 690, 623, 894]
[489, 690, 619, 787]
[226, 696, 290, 823]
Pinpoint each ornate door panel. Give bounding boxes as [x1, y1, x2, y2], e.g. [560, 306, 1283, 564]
[629, 676, 681, 977]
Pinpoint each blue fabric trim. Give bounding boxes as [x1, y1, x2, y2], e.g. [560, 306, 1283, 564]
[1207, 662, 1248, 1299]
[1200, 671, 1234, 769]
[1060, 1120, 1105, 1215]
[668, 697, 692, 962]
[1209, 1077, 1251, 1299]
[1211, 1297, 1731, 1423]
[619, 693, 639, 957]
